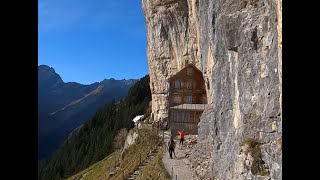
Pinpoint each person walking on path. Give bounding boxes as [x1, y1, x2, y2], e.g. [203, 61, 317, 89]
[159, 117, 164, 130]
[168, 137, 176, 158]
[178, 129, 185, 149]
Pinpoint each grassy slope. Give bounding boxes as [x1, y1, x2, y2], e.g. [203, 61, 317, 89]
[136, 143, 171, 180]
[67, 151, 121, 180]
[68, 128, 166, 180]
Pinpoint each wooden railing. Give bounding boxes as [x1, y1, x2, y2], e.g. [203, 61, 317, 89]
[170, 89, 205, 94]
[170, 103, 207, 110]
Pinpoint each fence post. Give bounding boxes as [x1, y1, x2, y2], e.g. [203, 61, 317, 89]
[172, 167, 173, 177]
[163, 129, 164, 142]
[176, 175, 177, 180]
[140, 153, 141, 164]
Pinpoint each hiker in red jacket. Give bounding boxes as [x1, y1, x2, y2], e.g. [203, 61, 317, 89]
[178, 129, 185, 145]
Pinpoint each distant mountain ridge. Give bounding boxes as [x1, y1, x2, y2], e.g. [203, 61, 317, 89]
[38, 75, 151, 180]
[38, 65, 137, 162]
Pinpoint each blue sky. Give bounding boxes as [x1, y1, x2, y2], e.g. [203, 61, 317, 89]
[38, 0, 148, 85]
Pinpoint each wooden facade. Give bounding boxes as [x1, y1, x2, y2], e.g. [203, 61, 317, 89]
[170, 107, 205, 135]
[168, 64, 207, 135]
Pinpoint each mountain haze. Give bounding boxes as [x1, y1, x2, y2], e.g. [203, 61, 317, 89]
[38, 65, 137, 161]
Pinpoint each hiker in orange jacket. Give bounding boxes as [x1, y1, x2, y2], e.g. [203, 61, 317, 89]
[178, 129, 185, 145]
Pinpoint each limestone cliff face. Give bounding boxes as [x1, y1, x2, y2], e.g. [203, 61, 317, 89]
[142, 0, 205, 121]
[142, 0, 282, 179]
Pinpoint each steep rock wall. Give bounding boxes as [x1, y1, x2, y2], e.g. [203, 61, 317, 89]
[142, 0, 282, 179]
[142, 0, 206, 121]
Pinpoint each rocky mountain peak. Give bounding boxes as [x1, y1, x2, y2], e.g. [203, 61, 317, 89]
[38, 65, 63, 87]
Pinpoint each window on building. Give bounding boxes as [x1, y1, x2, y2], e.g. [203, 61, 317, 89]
[174, 95, 182, 104]
[189, 112, 194, 121]
[177, 112, 181, 121]
[186, 81, 192, 89]
[187, 67, 194, 76]
[171, 111, 175, 122]
[174, 81, 181, 89]
[185, 112, 190, 121]
[187, 96, 192, 103]
[180, 112, 189, 121]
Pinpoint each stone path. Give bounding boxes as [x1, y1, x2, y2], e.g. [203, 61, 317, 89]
[123, 130, 200, 180]
[161, 130, 199, 180]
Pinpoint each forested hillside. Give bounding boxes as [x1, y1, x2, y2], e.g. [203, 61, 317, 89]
[39, 75, 151, 180]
